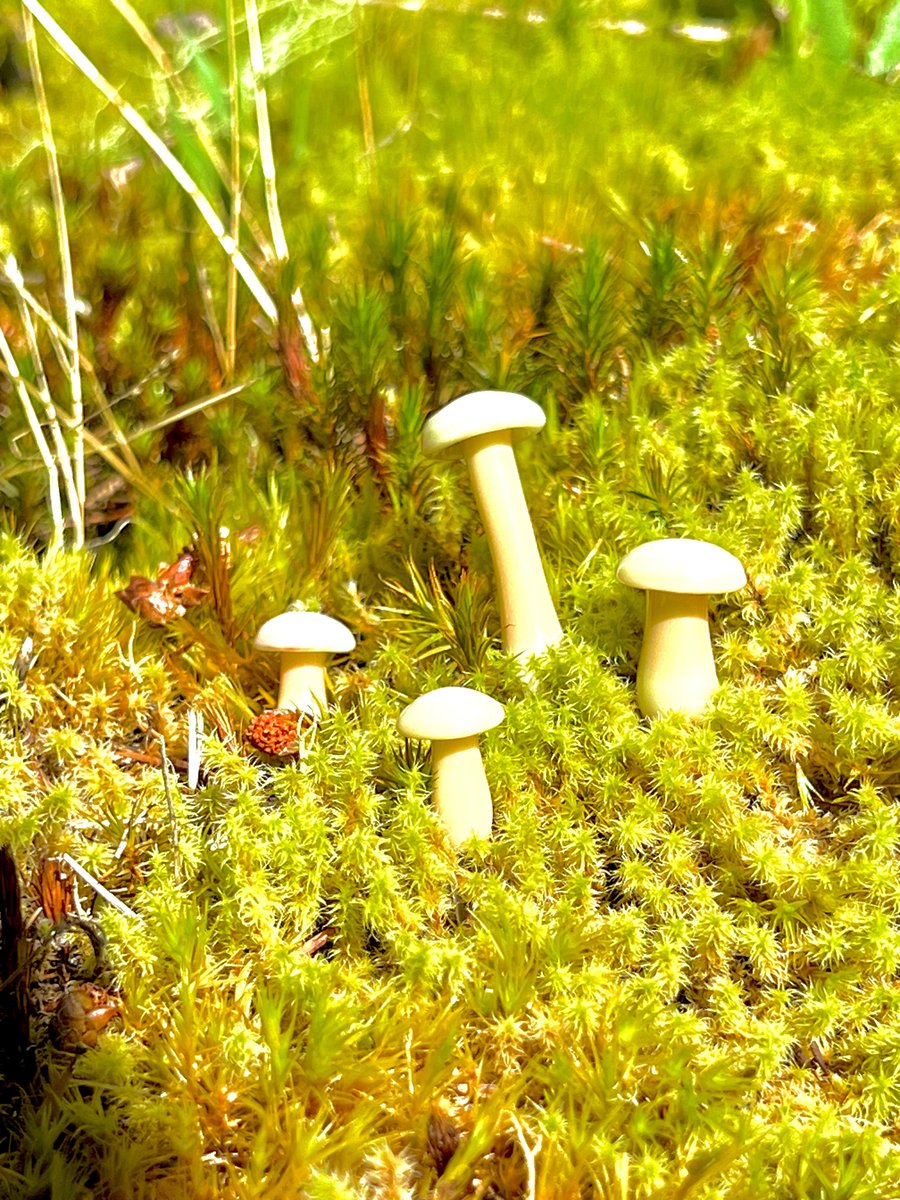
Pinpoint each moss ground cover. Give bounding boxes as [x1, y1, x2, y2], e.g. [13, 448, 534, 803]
[2, 1, 900, 1195]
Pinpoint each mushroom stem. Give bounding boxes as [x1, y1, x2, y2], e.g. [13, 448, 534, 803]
[277, 650, 329, 714]
[637, 591, 717, 718]
[431, 735, 493, 845]
[464, 431, 562, 659]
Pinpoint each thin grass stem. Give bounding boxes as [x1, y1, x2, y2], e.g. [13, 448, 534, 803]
[1, 261, 147, 480]
[226, 0, 241, 379]
[106, 0, 274, 260]
[22, 5, 85, 546]
[355, 5, 379, 210]
[11, 286, 83, 547]
[243, 0, 319, 362]
[40, 317, 145, 480]
[197, 264, 228, 375]
[61, 854, 138, 919]
[244, 0, 288, 264]
[0, 362, 158, 504]
[23, 0, 278, 322]
[0, 327, 64, 548]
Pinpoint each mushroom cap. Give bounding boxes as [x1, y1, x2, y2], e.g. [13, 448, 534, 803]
[422, 391, 546, 459]
[398, 686, 505, 741]
[616, 538, 747, 595]
[254, 611, 355, 654]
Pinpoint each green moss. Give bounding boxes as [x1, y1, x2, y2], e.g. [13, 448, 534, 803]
[3, 1, 900, 1195]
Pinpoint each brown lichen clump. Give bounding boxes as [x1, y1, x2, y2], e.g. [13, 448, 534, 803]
[246, 709, 308, 756]
[50, 983, 121, 1052]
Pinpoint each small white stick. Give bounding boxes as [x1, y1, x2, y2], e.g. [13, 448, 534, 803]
[509, 1113, 542, 1200]
[187, 709, 204, 790]
[61, 854, 138, 919]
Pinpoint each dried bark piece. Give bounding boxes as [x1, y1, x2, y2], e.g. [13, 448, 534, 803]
[426, 1104, 461, 1176]
[0, 846, 32, 1085]
[32, 856, 74, 925]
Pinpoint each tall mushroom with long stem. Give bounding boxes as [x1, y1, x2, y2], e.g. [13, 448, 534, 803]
[254, 611, 355, 716]
[398, 686, 504, 845]
[616, 538, 746, 718]
[422, 391, 562, 661]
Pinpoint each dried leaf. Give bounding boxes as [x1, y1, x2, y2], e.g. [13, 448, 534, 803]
[33, 856, 73, 925]
[51, 982, 121, 1051]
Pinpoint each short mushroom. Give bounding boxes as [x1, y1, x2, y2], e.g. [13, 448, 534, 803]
[254, 611, 355, 716]
[616, 538, 746, 718]
[422, 390, 562, 661]
[398, 686, 504, 845]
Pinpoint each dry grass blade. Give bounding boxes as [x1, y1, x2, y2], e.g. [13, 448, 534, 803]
[23, 0, 278, 323]
[1, 258, 131, 475]
[226, 0, 241, 379]
[243, 0, 319, 361]
[0, 325, 64, 547]
[244, 0, 288, 264]
[9, 274, 83, 546]
[22, 3, 85, 544]
[107, 0, 273, 260]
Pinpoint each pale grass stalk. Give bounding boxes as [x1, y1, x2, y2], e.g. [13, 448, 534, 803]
[355, 7, 379, 207]
[107, 0, 274, 259]
[23, 0, 278, 322]
[0, 364, 151, 502]
[122, 381, 250, 439]
[22, 5, 85, 545]
[61, 853, 138, 919]
[244, 0, 288, 263]
[0, 327, 64, 546]
[3, 259, 94, 377]
[39, 314, 144, 479]
[2, 264, 144, 478]
[226, 0, 241, 378]
[197, 264, 228, 374]
[509, 1113, 541, 1200]
[243, 0, 319, 362]
[12, 289, 84, 546]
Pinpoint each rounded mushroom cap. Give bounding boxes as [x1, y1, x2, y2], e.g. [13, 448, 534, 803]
[398, 686, 505, 741]
[617, 538, 747, 595]
[254, 611, 356, 654]
[422, 391, 546, 459]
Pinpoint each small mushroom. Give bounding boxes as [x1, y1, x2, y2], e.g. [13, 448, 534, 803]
[422, 391, 562, 661]
[616, 537, 746, 718]
[398, 686, 504, 845]
[254, 611, 355, 715]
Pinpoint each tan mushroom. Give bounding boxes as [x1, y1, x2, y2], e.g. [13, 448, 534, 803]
[617, 538, 746, 718]
[422, 390, 562, 661]
[254, 611, 355, 715]
[398, 686, 504, 845]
